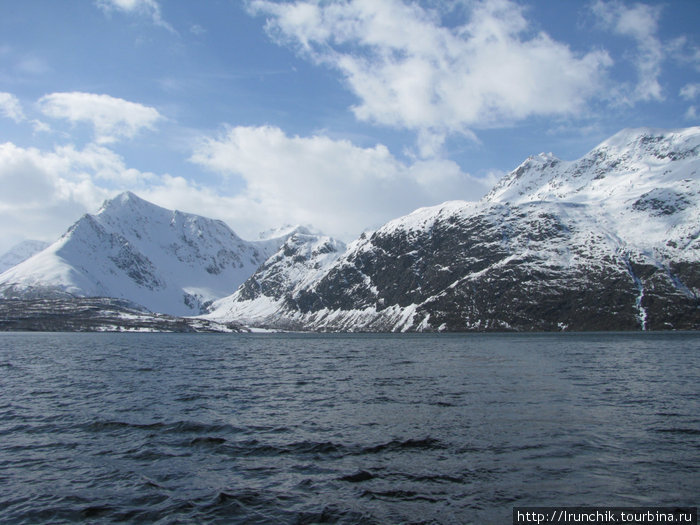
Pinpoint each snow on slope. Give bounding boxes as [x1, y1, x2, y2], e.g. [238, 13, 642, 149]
[206, 232, 346, 326]
[0, 240, 50, 273]
[485, 127, 700, 255]
[0, 192, 294, 316]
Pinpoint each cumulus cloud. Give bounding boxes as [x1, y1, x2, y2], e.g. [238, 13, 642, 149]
[0, 142, 108, 250]
[591, 0, 664, 103]
[190, 125, 492, 240]
[248, 0, 612, 154]
[95, 0, 174, 32]
[38, 92, 162, 144]
[0, 92, 25, 122]
[3, 116, 492, 251]
[0, 122, 490, 252]
[0, 140, 164, 251]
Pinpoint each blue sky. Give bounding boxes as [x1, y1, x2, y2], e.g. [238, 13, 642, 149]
[0, 0, 698, 253]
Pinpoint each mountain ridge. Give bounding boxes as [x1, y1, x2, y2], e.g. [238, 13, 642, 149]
[206, 126, 700, 331]
[0, 192, 308, 316]
[1, 127, 698, 331]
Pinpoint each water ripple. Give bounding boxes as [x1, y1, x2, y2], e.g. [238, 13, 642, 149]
[0, 331, 698, 524]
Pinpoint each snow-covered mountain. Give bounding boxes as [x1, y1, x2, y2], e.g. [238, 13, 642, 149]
[486, 127, 700, 254]
[206, 231, 346, 327]
[0, 192, 298, 316]
[0, 240, 50, 273]
[207, 127, 700, 331]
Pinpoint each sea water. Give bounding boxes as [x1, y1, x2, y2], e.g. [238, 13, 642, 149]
[0, 332, 698, 524]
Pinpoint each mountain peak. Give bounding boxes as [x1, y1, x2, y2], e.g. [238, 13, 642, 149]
[0, 192, 276, 315]
[98, 191, 165, 217]
[485, 126, 700, 205]
[206, 127, 700, 332]
[104, 190, 141, 206]
[257, 224, 317, 241]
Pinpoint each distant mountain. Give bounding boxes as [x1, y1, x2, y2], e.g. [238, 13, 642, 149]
[207, 127, 700, 331]
[0, 192, 299, 316]
[0, 297, 240, 333]
[0, 240, 50, 273]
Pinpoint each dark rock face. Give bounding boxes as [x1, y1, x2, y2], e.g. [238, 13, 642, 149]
[633, 190, 691, 216]
[293, 203, 697, 331]
[218, 200, 698, 332]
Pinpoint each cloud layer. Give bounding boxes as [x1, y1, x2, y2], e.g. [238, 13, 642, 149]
[190, 125, 492, 239]
[0, 138, 205, 251]
[1, 0, 698, 254]
[0, 142, 112, 248]
[2, 94, 494, 248]
[250, 0, 612, 153]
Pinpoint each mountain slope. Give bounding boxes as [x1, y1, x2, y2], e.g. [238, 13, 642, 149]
[206, 232, 346, 327]
[207, 127, 700, 331]
[0, 192, 293, 316]
[486, 127, 700, 255]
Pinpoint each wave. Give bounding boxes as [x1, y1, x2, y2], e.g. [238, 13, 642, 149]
[82, 419, 244, 435]
[202, 436, 447, 459]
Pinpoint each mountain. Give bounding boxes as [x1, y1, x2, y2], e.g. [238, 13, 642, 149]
[207, 127, 700, 331]
[0, 240, 50, 273]
[0, 192, 296, 316]
[206, 231, 346, 327]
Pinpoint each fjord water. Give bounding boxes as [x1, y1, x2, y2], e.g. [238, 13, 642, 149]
[0, 333, 697, 524]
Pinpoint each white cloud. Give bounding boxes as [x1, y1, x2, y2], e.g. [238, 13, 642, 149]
[0, 123, 490, 252]
[0, 92, 51, 132]
[680, 83, 700, 101]
[0, 92, 25, 122]
[249, 0, 612, 154]
[190, 125, 491, 240]
[591, 0, 664, 103]
[38, 92, 162, 144]
[0, 142, 156, 203]
[0, 140, 165, 252]
[95, 0, 174, 32]
[667, 37, 700, 73]
[30, 119, 51, 133]
[681, 83, 700, 121]
[0, 142, 109, 251]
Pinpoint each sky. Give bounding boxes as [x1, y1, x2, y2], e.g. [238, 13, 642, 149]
[0, 0, 699, 253]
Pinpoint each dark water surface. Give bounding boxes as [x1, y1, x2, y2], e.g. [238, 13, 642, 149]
[0, 332, 698, 524]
